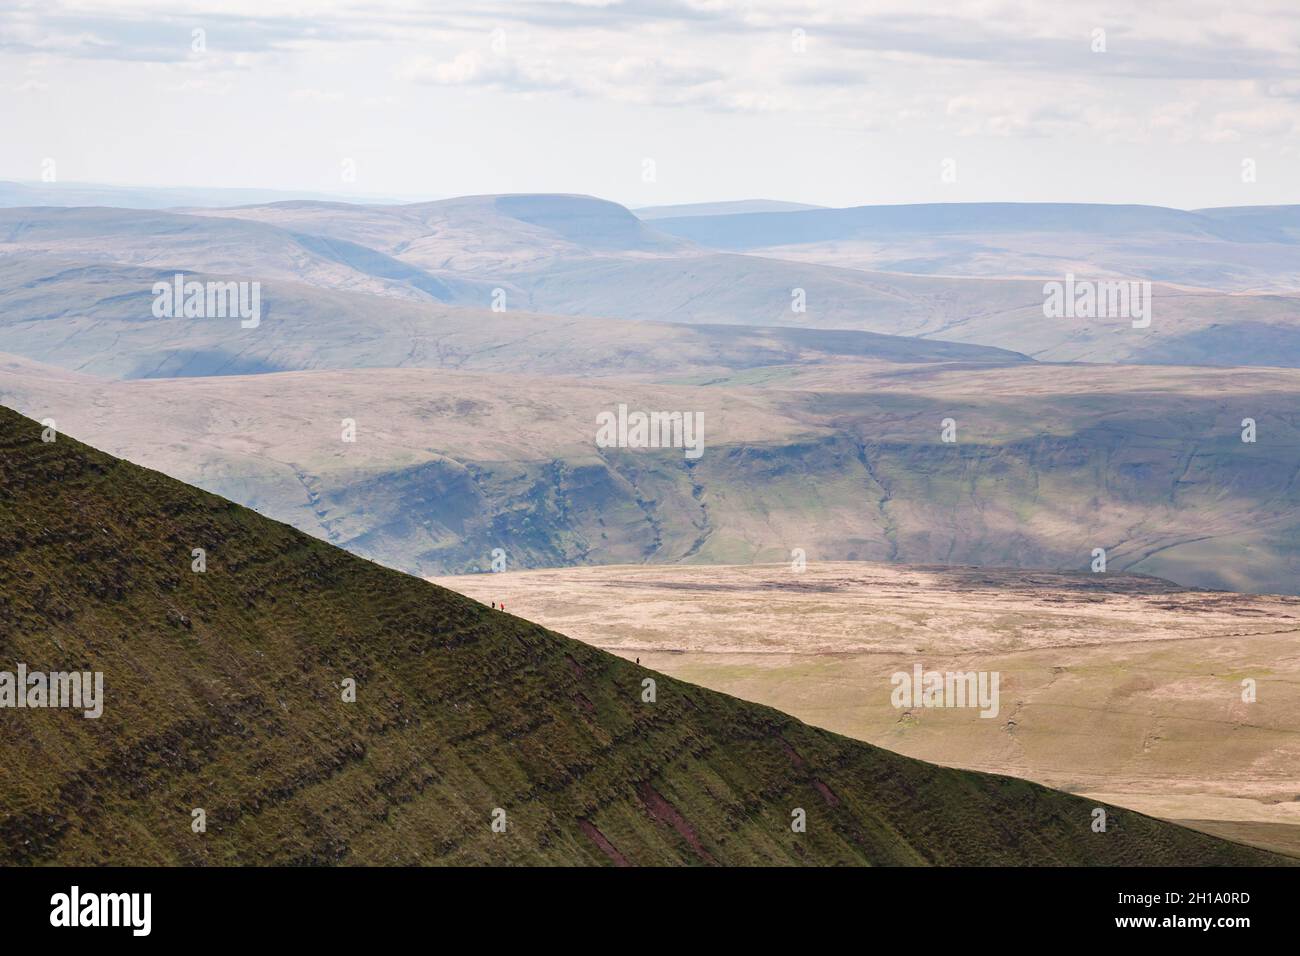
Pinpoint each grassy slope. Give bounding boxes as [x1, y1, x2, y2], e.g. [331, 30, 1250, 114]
[433, 562, 1300, 857]
[0, 405, 1286, 866]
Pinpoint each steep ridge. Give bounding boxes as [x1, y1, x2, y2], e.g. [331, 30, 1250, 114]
[0, 404, 1284, 865]
[432, 561, 1300, 858]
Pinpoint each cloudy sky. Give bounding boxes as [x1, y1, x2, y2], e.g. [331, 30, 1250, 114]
[3, 0, 1299, 208]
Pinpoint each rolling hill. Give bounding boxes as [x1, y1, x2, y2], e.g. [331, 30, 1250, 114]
[8, 194, 1300, 366]
[191, 193, 694, 273]
[193, 196, 1300, 364]
[0, 207, 454, 302]
[0, 258, 1026, 380]
[0, 404, 1285, 865]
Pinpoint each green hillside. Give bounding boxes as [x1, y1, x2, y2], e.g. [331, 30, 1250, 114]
[0, 405, 1287, 865]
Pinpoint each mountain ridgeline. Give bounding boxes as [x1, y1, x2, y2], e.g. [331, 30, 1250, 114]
[6, 196, 1300, 366]
[0, 405, 1286, 865]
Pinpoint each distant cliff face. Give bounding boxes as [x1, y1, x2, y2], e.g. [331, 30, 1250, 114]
[328, 420, 1300, 596]
[5, 359, 1298, 594]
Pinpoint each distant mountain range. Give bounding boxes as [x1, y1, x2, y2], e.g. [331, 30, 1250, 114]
[4, 194, 1298, 366]
[646, 201, 1300, 292]
[3, 191, 1300, 592]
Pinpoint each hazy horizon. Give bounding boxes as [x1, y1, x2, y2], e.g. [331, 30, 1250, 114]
[3, 177, 1295, 213]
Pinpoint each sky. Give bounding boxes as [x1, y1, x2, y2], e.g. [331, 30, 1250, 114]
[2, 0, 1299, 209]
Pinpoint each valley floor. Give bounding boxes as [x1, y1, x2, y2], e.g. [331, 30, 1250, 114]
[433, 561, 1300, 858]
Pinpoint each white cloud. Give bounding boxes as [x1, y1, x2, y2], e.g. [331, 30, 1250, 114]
[398, 50, 568, 91]
[2, 0, 1298, 205]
